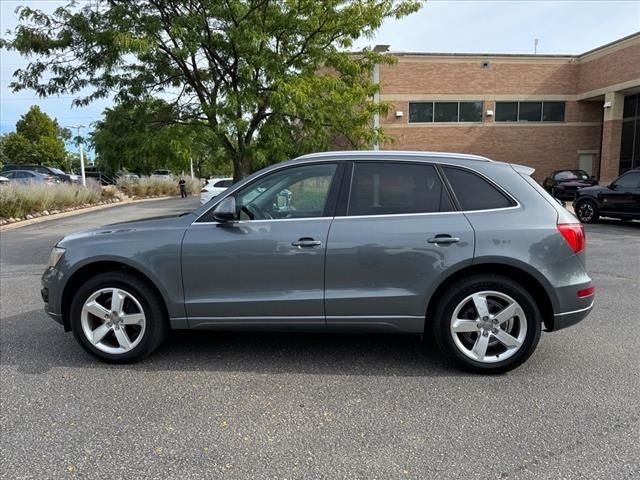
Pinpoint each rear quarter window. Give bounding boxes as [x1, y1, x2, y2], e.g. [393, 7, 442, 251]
[442, 166, 515, 210]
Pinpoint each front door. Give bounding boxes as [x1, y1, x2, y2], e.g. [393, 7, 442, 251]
[603, 171, 640, 214]
[182, 163, 340, 329]
[324, 161, 475, 333]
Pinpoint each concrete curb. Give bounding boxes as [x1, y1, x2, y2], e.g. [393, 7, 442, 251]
[0, 196, 176, 233]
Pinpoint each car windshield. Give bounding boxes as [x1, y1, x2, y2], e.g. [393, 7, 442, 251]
[50, 168, 65, 175]
[555, 170, 589, 181]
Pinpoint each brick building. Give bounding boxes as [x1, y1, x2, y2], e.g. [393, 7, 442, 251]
[374, 32, 640, 182]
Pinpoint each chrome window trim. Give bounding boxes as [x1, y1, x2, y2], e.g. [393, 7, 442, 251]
[192, 154, 520, 225]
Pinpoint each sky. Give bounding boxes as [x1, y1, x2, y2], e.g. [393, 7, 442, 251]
[1, 0, 639, 153]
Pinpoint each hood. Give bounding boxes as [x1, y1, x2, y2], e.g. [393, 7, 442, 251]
[577, 184, 608, 194]
[57, 212, 196, 246]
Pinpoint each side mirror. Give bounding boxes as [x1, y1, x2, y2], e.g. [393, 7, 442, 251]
[212, 196, 237, 222]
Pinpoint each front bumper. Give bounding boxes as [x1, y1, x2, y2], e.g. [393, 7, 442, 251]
[41, 267, 68, 330]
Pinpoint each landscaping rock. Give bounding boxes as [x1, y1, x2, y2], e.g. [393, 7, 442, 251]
[26, 214, 33, 220]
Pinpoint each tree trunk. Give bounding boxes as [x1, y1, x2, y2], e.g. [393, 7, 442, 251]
[233, 155, 251, 183]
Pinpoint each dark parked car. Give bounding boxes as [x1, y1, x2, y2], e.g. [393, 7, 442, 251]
[1, 164, 72, 183]
[542, 169, 598, 200]
[42, 151, 594, 374]
[573, 168, 640, 223]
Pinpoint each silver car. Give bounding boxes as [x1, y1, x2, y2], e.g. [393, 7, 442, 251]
[42, 151, 594, 373]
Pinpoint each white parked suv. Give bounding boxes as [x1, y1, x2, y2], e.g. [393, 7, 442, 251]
[151, 169, 172, 180]
[200, 177, 233, 204]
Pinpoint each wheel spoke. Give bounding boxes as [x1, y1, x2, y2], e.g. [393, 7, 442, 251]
[452, 318, 479, 333]
[114, 328, 132, 350]
[121, 313, 145, 326]
[493, 329, 522, 349]
[494, 302, 519, 325]
[472, 293, 490, 319]
[471, 334, 490, 361]
[110, 289, 126, 314]
[85, 300, 110, 320]
[90, 324, 111, 345]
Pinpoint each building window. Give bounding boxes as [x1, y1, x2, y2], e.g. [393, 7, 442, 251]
[518, 102, 542, 122]
[434, 102, 458, 122]
[409, 102, 433, 123]
[620, 93, 639, 173]
[495, 101, 565, 122]
[542, 102, 566, 122]
[409, 101, 484, 123]
[495, 102, 518, 122]
[459, 101, 484, 122]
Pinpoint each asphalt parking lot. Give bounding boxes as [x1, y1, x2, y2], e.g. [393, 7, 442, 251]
[1, 198, 639, 479]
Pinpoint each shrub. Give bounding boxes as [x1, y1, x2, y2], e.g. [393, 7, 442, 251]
[0, 181, 103, 219]
[116, 175, 202, 198]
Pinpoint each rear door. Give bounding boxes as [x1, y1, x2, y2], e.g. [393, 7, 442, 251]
[324, 161, 475, 333]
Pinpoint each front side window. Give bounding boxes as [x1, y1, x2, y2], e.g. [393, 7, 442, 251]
[235, 164, 337, 220]
[442, 166, 514, 210]
[348, 163, 453, 216]
[614, 172, 640, 189]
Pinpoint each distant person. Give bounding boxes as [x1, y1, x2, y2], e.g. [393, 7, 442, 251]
[178, 177, 187, 198]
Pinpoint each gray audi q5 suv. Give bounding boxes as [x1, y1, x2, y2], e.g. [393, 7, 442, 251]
[42, 151, 594, 373]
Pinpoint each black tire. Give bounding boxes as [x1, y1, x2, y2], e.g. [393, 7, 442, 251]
[432, 274, 542, 374]
[575, 199, 599, 223]
[69, 271, 168, 363]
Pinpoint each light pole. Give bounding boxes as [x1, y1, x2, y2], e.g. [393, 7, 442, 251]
[69, 125, 86, 186]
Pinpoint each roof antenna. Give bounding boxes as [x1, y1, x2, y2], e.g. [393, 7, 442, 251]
[534, 38, 539, 55]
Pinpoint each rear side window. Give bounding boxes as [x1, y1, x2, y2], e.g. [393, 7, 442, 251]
[442, 166, 514, 210]
[213, 179, 233, 188]
[348, 163, 453, 216]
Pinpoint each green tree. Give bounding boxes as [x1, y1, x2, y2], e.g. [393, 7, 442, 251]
[0, 106, 70, 167]
[2, 0, 421, 181]
[90, 99, 221, 176]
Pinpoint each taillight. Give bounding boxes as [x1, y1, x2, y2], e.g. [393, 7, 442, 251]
[557, 223, 585, 253]
[577, 286, 595, 298]
[44, 176, 54, 182]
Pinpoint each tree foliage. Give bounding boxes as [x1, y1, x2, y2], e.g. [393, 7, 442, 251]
[2, 0, 421, 180]
[90, 99, 227, 176]
[0, 106, 70, 167]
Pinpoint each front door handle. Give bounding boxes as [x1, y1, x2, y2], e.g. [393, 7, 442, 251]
[427, 235, 460, 245]
[292, 237, 322, 248]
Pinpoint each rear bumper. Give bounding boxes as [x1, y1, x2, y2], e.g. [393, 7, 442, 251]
[550, 299, 594, 331]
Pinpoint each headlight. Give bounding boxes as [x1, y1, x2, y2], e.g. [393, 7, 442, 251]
[48, 246, 66, 268]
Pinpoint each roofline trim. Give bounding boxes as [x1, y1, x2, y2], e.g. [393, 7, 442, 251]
[295, 150, 494, 163]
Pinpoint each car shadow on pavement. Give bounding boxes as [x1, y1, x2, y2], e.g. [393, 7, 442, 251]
[1, 310, 470, 377]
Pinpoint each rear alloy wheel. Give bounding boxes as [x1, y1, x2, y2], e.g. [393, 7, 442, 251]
[575, 199, 599, 223]
[433, 275, 541, 373]
[70, 271, 167, 363]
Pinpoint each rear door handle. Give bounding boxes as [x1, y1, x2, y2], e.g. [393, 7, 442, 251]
[292, 237, 322, 248]
[427, 235, 460, 245]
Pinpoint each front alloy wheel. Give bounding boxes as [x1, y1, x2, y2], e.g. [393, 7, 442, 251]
[81, 288, 146, 354]
[70, 271, 167, 362]
[576, 200, 599, 223]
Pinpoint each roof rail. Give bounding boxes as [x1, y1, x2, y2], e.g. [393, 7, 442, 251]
[295, 150, 493, 162]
